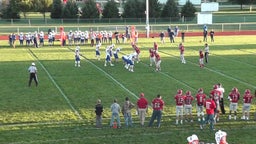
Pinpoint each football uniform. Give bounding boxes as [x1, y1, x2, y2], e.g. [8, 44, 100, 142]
[215, 130, 228, 144]
[184, 94, 194, 116]
[242, 90, 253, 120]
[179, 43, 186, 64]
[149, 48, 155, 66]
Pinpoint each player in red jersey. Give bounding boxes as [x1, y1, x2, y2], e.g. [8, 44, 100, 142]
[153, 42, 158, 52]
[149, 48, 155, 67]
[200, 94, 216, 131]
[210, 84, 221, 122]
[196, 88, 206, 122]
[179, 43, 186, 64]
[154, 51, 161, 72]
[184, 91, 194, 122]
[228, 87, 240, 120]
[241, 89, 254, 120]
[131, 43, 140, 63]
[199, 50, 204, 68]
[175, 89, 185, 125]
[148, 94, 164, 128]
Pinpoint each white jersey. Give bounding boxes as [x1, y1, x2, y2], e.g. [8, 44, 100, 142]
[96, 43, 101, 51]
[217, 87, 225, 98]
[19, 34, 24, 40]
[28, 66, 37, 73]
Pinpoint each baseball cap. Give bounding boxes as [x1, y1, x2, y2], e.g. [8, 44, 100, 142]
[140, 93, 144, 97]
[31, 62, 35, 66]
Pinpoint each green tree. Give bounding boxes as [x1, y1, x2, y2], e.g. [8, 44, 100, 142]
[62, 0, 78, 18]
[161, 0, 179, 18]
[102, 0, 119, 18]
[180, 1, 196, 20]
[122, 0, 145, 18]
[1, 0, 21, 19]
[51, 0, 63, 18]
[38, 0, 53, 20]
[20, 0, 32, 19]
[148, 0, 161, 18]
[81, 0, 99, 19]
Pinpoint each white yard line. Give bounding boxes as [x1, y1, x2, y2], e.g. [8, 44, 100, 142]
[27, 48, 83, 120]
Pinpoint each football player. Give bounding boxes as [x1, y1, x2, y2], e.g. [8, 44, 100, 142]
[196, 88, 206, 122]
[241, 89, 253, 120]
[184, 91, 194, 122]
[175, 89, 185, 125]
[228, 87, 240, 120]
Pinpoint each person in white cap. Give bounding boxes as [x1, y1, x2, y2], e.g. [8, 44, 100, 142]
[75, 46, 81, 67]
[187, 134, 199, 144]
[215, 130, 228, 144]
[28, 62, 38, 87]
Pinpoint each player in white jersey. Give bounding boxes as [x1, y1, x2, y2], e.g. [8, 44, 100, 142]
[25, 33, 31, 46]
[51, 30, 56, 45]
[39, 31, 44, 47]
[215, 130, 228, 144]
[80, 32, 85, 45]
[104, 46, 114, 67]
[95, 41, 101, 60]
[75, 46, 81, 67]
[48, 32, 53, 46]
[126, 52, 136, 72]
[19, 32, 24, 45]
[85, 31, 89, 44]
[108, 31, 113, 44]
[68, 30, 73, 46]
[187, 134, 199, 144]
[113, 48, 121, 62]
[28, 62, 38, 87]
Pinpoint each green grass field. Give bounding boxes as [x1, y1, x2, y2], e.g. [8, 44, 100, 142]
[0, 35, 256, 144]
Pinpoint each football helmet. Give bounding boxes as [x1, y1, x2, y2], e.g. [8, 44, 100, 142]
[232, 87, 238, 93]
[198, 88, 203, 93]
[245, 89, 251, 94]
[186, 91, 192, 96]
[177, 89, 182, 95]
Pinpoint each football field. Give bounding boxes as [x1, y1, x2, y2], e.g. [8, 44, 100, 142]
[0, 35, 256, 144]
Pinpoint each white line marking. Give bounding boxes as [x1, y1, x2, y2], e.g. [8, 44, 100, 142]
[27, 48, 83, 120]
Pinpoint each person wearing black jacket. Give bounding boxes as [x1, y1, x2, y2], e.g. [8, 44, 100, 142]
[95, 99, 103, 128]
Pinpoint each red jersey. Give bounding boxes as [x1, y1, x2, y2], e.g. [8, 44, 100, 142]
[155, 53, 161, 61]
[179, 45, 184, 54]
[204, 98, 216, 114]
[184, 95, 194, 105]
[228, 91, 240, 103]
[175, 94, 185, 106]
[137, 97, 148, 109]
[210, 89, 221, 102]
[134, 45, 140, 54]
[199, 51, 204, 58]
[149, 49, 154, 58]
[152, 98, 164, 111]
[154, 43, 158, 51]
[243, 94, 253, 103]
[196, 93, 206, 106]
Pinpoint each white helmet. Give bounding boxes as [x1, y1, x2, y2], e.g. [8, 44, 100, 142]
[31, 62, 35, 66]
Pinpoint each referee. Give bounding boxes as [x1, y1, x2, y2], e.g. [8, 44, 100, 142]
[28, 62, 38, 87]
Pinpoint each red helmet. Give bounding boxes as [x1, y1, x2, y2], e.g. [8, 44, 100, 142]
[232, 87, 238, 93]
[213, 85, 218, 89]
[177, 89, 182, 95]
[186, 91, 191, 96]
[245, 89, 251, 94]
[198, 88, 203, 93]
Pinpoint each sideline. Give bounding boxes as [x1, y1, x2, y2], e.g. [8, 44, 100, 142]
[27, 48, 83, 120]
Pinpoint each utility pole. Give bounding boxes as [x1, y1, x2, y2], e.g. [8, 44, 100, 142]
[146, 0, 149, 38]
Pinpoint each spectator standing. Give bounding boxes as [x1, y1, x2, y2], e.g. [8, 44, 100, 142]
[203, 25, 208, 42]
[174, 26, 179, 37]
[122, 97, 135, 127]
[110, 99, 121, 128]
[159, 31, 165, 44]
[148, 94, 164, 128]
[200, 94, 216, 131]
[217, 83, 226, 114]
[11, 33, 16, 48]
[137, 93, 148, 126]
[95, 99, 103, 128]
[28, 62, 38, 87]
[181, 31, 185, 43]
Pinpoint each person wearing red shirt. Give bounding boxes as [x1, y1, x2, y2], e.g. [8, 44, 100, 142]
[200, 95, 216, 131]
[132, 43, 140, 63]
[153, 42, 158, 52]
[228, 87, 240, 120]
[196, 88, 206, 122]
[241, 89, 254, 120]
[199, 50, 204, 68]
[210, 85, 221, 122]
[184, 91, 194, 122]
[136, 93, 148, 126]
[187, 134, 199, 144]
[154, 51, 161, 72]
[149, 48, 155, 67]
[175, 89, 185, 125]
[179, 43, 186, 64]
[148, 94, 164, 128]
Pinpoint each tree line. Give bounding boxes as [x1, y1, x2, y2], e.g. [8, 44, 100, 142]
[0, 0, 253, 20]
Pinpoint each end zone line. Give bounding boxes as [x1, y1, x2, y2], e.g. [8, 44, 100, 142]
[27, 48, 83, 120]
